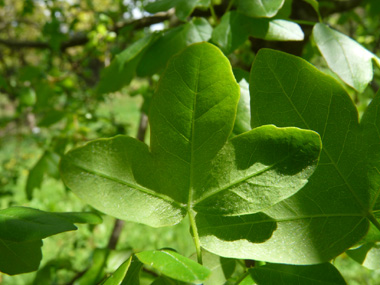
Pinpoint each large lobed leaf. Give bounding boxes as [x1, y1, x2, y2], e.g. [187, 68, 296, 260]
[219, 48, 380, 264]
[60, 43, 321, 259]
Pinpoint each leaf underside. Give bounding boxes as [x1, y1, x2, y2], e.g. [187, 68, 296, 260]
[60, 43, 321, 261]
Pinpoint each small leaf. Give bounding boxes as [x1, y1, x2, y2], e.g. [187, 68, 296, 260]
[137, 18, 212, 76]
[248, 263, 346, 285]
[136, 250, 211, 283]
[302, 0, 321, 21]
[0, 239, 42, 275]
[237, 0, 285, 18]
[313, 23, 379, 92]
[212, 11, 303, 54]
[232, 68, 251, 135]
[54, 212, 102, 224]
[97, 34, 156, 94]
[26, 150, 60, 200]
[102, 257, 132, 285]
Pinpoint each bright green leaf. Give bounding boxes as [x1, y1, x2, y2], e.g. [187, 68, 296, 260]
[137, 18, 212, 76]
[97, 34, 156, 94]
[212, 11, 303, 54]
[245, 49, 380, 264]
[136, 250, 210, 283]
[237, 0, 285, 18]
[313, 23, 380, 92]
[248, 263, 346, 285]
[0, 239, 42, 275]
[201, 250, 236, 285]
[61, 43, 321, 258]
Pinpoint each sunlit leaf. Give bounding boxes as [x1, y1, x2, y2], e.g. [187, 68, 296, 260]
[237, 0, 285, 18]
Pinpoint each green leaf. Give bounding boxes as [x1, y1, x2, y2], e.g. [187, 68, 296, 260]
[136, 18, 212, 76]
[97, 34, 156, 94]
[347, 242, 380, 270]
[53, 212, 102, 224]
[247, 263, 346, 285]
[246, 49, 380, 264]
[232, 69, 251, 135]
[136, 250, 210, 283]
[102, 257, 132, 285]
[61, 43, 321, 257]
[75, 248, 108, 285]
[0, 239, 42, 275]
[121, 255, 143, 285]
[212, 11, 303, 54]
[313, 23, 380, 92]
[0, 207, 77, 242]
[26, 150, 60, 200]
[145, 0, 210, 21]
[237, 0, 285, 18]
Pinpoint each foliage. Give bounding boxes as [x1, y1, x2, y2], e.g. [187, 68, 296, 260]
[1, 0, 380, 284]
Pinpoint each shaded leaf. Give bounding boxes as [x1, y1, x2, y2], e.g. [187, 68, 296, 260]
[313, 23, 380, 92]
[248, 263, 346, 285]
[237, 0, 285, 18]
[0, 239, 42, 275]
[136, 250, 210, 283]
[232, 68, 251, 135]
[75, 248, 109, 285]
[212, 11, 303, 54]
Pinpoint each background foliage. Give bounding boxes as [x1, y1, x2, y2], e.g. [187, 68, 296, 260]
[1, 0, 380, 284]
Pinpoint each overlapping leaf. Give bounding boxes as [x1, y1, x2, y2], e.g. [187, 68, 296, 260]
[313, 23, 380, 92]
[0, 207, 101, 275]
[137, 18, 212, 77]
[212, 11, 303, 54]
[60, 43, 321, 258]
[210, 48, 380, 264]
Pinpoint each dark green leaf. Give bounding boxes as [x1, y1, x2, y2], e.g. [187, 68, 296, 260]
[212, 11, 303, 54]
[0, 207, 77, 242]
[0, 239, 42, 275]
[237, 0, 285, 18]
[121, 255, 143, 285]
[136, 250, 210, 283]
[248, 263, 346, 285]
[313, 23, 380, 92]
